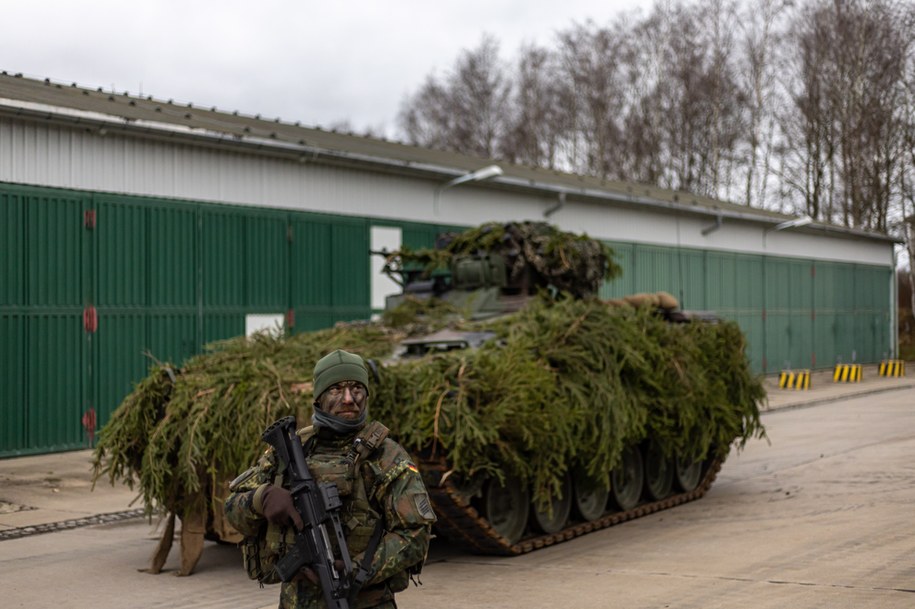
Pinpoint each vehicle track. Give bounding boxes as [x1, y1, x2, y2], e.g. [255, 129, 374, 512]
[420, 457, 723, 555]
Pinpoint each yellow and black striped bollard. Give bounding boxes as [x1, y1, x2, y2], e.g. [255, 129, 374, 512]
[833, 363, 862, 383]
[779, 369, 811, 390]
[879, 360, 905, 377]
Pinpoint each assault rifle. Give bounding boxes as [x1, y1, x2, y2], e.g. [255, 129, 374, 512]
[262, 416, 355, 609]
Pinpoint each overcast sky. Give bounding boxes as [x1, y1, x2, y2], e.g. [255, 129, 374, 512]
[1, 0, 652, 138]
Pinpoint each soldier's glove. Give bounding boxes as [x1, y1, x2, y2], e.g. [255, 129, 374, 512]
[260, 485, 304, 530]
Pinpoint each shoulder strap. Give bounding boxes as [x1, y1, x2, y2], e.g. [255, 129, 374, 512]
[347, 421, 389, 468]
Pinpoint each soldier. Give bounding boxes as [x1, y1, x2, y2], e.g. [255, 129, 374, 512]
[225, 349, 436, 609]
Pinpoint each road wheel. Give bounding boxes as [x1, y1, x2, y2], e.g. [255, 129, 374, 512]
[484, 474, 530, 544]
[572, 468, 609, 522]
[675, 456, 703, 492]
[643, 442, 674, 501]
[611, 445, 644, 511]
[531, 472, 572, 534]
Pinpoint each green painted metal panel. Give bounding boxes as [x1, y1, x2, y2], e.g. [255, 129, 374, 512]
[27, 313, 84, 451]
[713, 253, 766, 370]
[202, 209, 245, 307]
[789, 261, 813, 309]
[203, 311, 245, 344]
[678, 249, 705, 310]
[292, 219, 332, 308]
[246, 212, 289, 309]
[149, 203, 197, 307]
[814, 262, 840, 367]
[854, 266, 877, 309]
[833, 308, 856, 363]
[401, 224, 438, 250]
[27, 192, 85, 307]
[814, 313, 837, 368]
[633, 245, 676, 295]
[331, 221, 369, 310]
[734, 313, 765, 373]
[601, 241, 634, 298]
[293, 309, 334, 333]
[765, 257, 814, 371]
[94, 312, 148, 427]
[790, 310, 814, 369]
[290, 211, 372, 328]
[765, 312, 792, 370]
[291, 216, 373, 324]
[834, 263, 857, 313]
[854, 265, 891, 361]
[732, 254, 768, 372]
[705, 251, 736, 312]
[814, 262, 839, 314]
[876, 312, 892, 360]
[147, 313, 198, 364]
[0, 313, 26, 454]
[629, 244, 704, 307]
[95, 199, 147, 306]
[853, 313, 878, 363]
[764, 258, 792, 311]
[1, 189, 25, 306]
[735, 255, 764, 311]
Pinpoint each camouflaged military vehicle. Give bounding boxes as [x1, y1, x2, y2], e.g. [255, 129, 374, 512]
[371, 221, 766, 555]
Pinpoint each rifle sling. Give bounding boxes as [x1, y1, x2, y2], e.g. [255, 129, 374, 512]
[349, 518, 385, 603]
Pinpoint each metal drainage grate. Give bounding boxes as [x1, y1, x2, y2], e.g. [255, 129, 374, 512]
[0, 508, 146, 541]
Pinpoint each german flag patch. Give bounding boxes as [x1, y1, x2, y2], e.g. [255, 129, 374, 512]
[406, 462, 419, 474]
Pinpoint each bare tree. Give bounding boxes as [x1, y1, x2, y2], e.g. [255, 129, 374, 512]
[618, 7, 674, 185]
[554, 20, 629, 179]
[779, 4, 837, 221]
[737, 0, 789, 208]
[501, 44, 570, 169]
[782, 0, 912, 231]
[399, 35, 512, 158]
[647, 0, 746, 197]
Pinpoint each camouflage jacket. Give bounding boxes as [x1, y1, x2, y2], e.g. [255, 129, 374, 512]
[224, 421, 435, 609]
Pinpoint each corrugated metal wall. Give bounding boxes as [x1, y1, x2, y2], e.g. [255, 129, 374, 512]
[1, 186, 92, 453]
[0, 184, 378, 456]
[0, 181, 893, 456]
[601, 242, 891, 373]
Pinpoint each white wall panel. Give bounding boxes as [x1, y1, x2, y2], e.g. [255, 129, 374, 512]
[0, 118, 892, 267]
[554, 201, 892, 266]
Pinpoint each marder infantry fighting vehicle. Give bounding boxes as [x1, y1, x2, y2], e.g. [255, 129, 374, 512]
[92, 221, 765, 572]
[373, 221, 766, 554]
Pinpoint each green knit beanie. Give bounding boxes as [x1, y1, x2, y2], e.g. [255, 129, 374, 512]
[313, 349, 369, 399]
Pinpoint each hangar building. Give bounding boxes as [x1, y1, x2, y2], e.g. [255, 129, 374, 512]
[0, 72, 897, 455]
